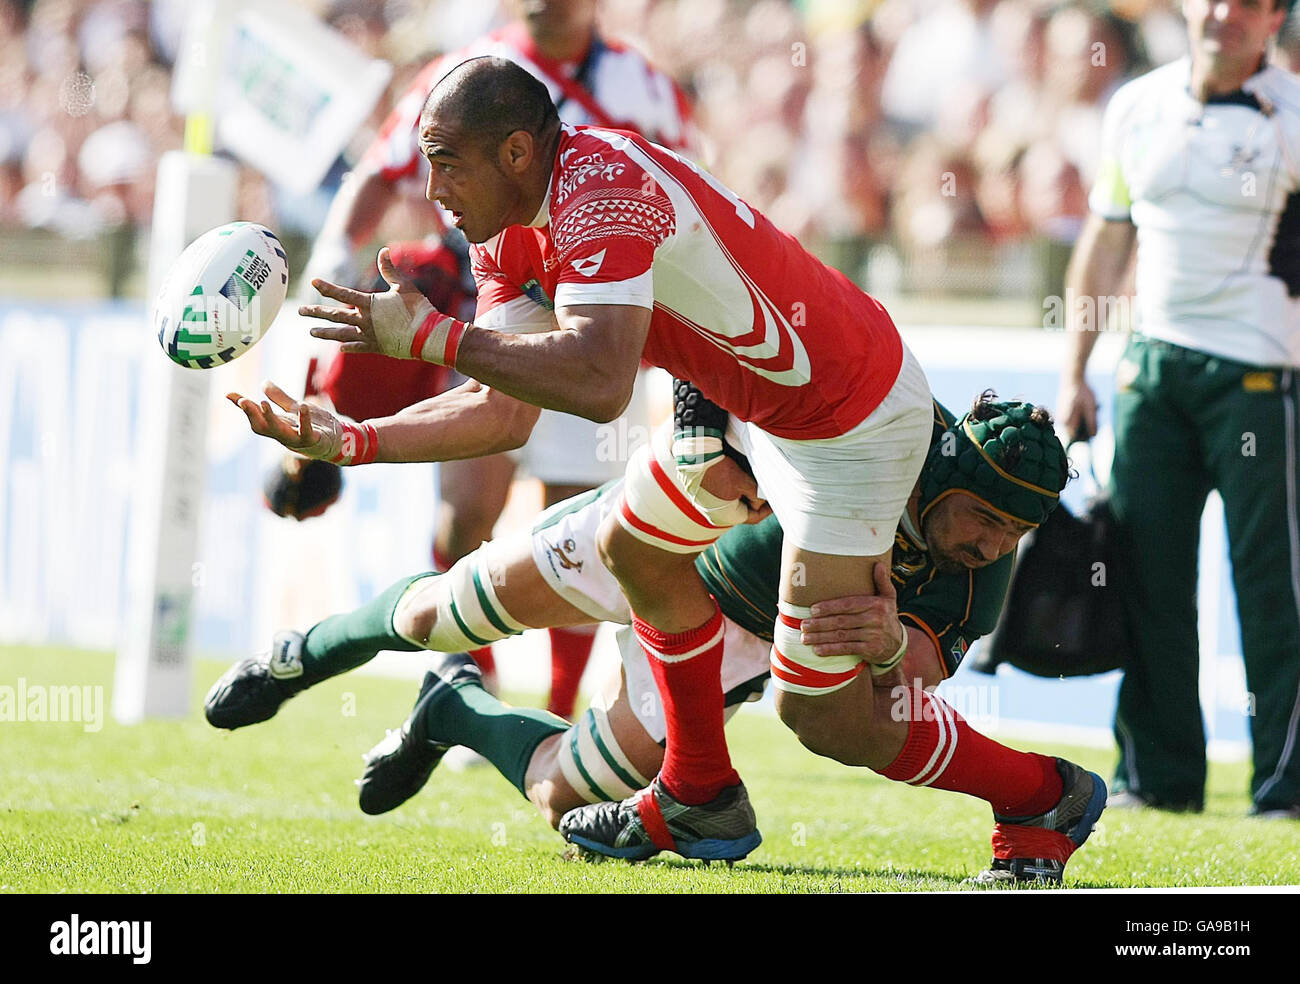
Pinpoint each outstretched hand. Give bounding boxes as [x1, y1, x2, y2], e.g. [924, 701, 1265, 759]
[227, 381, 344, 461]
[298, 246, 436, 358]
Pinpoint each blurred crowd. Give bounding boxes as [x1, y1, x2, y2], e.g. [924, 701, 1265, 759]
[3, 0, 1300, 294]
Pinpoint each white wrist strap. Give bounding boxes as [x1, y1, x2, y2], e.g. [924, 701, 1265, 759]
[869, 628, 909, 678]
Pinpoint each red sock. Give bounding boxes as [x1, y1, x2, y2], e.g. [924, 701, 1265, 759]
[547, 626, 596, 719]
[879, 688, 1062, 816]
[431, 545, 455, 574]
[633, 603, 738, 805]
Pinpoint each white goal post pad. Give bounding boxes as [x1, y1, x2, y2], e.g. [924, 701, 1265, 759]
[113, 152, 237, 724]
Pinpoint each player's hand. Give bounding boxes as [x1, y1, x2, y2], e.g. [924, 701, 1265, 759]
[800, 562, 905, 664]
[699, 455, 772, 524]
[1058, 378, 1098, 442]
[299, 247, 437, 359]
[227, 381, 346, 461]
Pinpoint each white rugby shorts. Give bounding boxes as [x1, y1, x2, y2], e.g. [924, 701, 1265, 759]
[509, 368, 655, 486]
[731, 342, 932, 556]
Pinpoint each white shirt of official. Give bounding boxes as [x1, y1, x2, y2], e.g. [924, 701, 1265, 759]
[1090, 57, 1300, 368]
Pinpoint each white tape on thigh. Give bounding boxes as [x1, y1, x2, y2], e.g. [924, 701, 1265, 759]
[424, 553, 527, 651]
[614, 433, 728, 555]
[555, 699, 652, 804]
[769, 601, 865, 696]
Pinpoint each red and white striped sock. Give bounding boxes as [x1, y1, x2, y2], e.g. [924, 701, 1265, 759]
[634, 602, 739, 806]
[878, 688, 1062, 816]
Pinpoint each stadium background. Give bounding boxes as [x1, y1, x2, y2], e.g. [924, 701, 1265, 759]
[0, 0, 1266, 754]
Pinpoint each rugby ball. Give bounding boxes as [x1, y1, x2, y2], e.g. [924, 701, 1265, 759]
[154, 221, 289, 369]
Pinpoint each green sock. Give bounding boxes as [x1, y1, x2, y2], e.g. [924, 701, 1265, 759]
[300, 573, 432, 685]
[422, 680, 567, 797]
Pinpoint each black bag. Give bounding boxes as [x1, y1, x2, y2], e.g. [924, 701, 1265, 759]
[972, 476, 1134, 678]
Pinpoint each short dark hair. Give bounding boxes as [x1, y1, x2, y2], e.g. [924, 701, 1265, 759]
[421, 56, 559, 151]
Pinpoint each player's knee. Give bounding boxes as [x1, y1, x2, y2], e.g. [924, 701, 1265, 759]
[392, 579, 438, 646]
[776, 690, 861, 764]
[394, 557, 526, 652]
[775, 689, 820, 742]
[769, 604, 866, 725]
[528, 780, 569, 830]
[596, 515, 635, 581]
[597, 516, 693, 596]
[393, 602, 435, 647]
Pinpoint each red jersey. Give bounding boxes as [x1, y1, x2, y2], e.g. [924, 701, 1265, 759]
[469, 125, 904, 441]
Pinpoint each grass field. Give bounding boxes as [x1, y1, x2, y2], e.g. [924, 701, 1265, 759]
[3, 646, 1297, 894]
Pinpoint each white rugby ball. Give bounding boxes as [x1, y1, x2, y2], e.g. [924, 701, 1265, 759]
[154, 221, 289, 369]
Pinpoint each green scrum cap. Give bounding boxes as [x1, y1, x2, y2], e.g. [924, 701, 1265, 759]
[919, 396, 1069, 528]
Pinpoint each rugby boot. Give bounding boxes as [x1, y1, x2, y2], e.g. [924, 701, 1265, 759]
[204, 631, 307, 730]
[559, 775, 762, 862]
[356, 652, 480, 815]
[972, 757, 1107, 885]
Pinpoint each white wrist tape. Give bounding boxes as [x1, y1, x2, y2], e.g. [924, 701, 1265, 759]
[671, 428, 750, 527]
[869, 628, 909, 678]
[298, 413, 377, 466]
[369, 291, 433, 360]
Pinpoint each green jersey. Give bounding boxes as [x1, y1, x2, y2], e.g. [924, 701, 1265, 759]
[695, 401, 1014, 678]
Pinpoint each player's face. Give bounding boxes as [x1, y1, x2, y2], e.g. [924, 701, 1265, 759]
[923, 492, 1035, 574]
[1184, 0, 1287, 62]
[420, 121, 523, 244]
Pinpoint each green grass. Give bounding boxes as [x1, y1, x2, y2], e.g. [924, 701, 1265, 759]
[2, 647, 1296, 893]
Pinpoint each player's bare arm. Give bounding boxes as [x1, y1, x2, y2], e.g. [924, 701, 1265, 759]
[1058, 213, 1137, 439]
[454, 303, 650, 423]
[304, 265, 651, 424]
[228, 376, 541, 464]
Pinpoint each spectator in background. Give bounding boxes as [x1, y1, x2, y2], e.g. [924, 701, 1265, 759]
[880, 0, 1009, 134]
[1044, 3, 1132, 185]
[891, 136, 989, 251]
[76, 116, 149, 294]
[0, 0, 1199, 302]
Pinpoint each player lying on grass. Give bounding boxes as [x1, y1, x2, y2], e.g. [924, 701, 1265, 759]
[207, 391, 1106, 884]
